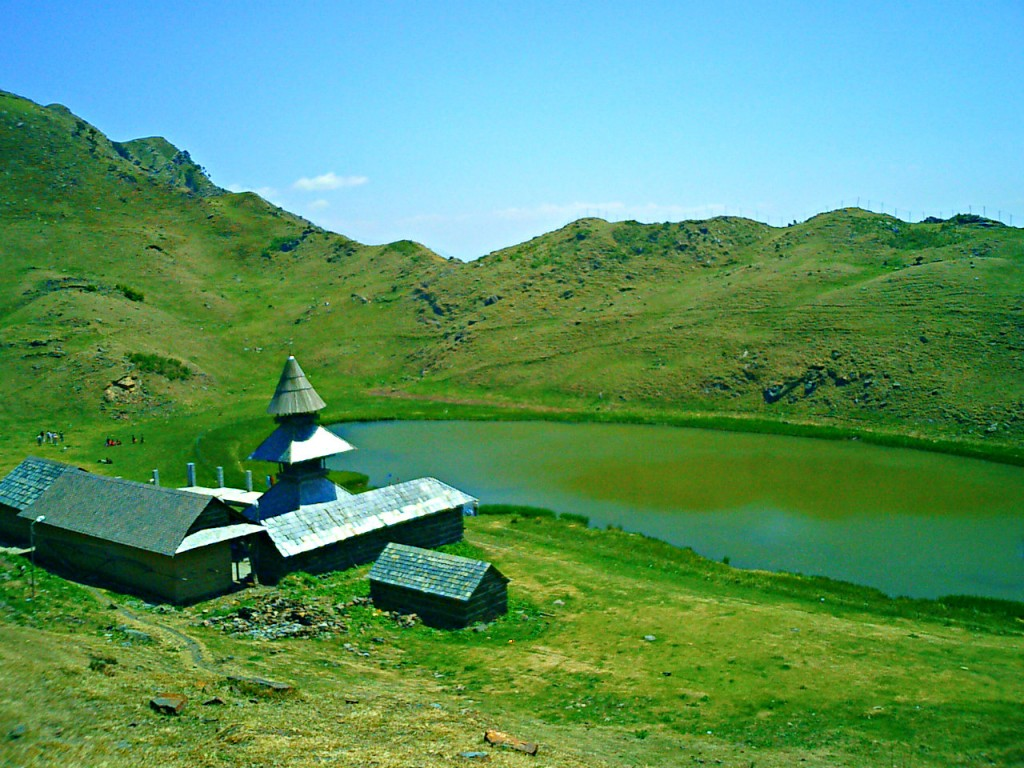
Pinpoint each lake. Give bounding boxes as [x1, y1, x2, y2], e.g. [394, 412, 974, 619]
[328, 420, 1024, 601]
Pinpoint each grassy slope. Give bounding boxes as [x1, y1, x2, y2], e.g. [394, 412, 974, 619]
[2, 91, 1024, 766]
[1, 513, 1022, 767]
[3, 90, 1023, 531]
[3, 90, 1024, 482]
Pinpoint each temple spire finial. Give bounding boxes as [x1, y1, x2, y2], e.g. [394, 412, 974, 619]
[266, 355, 327, 417]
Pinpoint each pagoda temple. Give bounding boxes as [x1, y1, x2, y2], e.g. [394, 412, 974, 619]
[247, 355, 355, 517]
[244, 356, 475, 584]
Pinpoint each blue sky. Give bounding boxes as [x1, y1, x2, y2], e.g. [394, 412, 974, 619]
[2, 1, 1022, 259]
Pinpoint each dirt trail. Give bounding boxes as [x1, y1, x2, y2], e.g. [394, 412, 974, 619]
[87, 586, 291, 688]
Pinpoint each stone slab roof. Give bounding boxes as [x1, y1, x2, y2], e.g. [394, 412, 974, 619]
[180, 485, 264, 507]
[175, 522, 265, 554]
[0, 456, 78, 511]
[249, 421, 354, 464]
[369, 542, 506, 601]
[20, 471, 231, 557]
[255, 478, 476, 558]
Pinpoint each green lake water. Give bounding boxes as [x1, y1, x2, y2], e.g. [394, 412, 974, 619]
[329, 421, 1024, 601]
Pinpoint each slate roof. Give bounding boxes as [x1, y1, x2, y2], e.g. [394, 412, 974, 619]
[180, 485, 264, 507]
[19, 471, 234, 557]
[0, 457, 78, 511]
[175, 522, 265, 554]
[252, 478, 476, 558]
[249, 419, 354, 464]
[266, 356, 327, 417]
[369, 543, 506, 601]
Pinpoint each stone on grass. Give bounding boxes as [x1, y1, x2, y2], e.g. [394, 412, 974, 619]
[150, 693, 188, 715]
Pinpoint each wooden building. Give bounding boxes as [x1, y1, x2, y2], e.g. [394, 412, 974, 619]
[369, 543, 509, 629]
[244, 356, 476, 583]
[0, 456, 76, 546]
[19, 470, 261, 604]
[250, 477, 473, 583]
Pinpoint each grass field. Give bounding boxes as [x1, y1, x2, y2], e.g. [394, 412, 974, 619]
[1, 510, 1022, 767]
[3, 88, 1024, 478]
[2, 87, 1024, 767]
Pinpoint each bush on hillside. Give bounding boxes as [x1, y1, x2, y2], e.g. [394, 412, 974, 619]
[126, 352, 192, 381]
[116, 283, 144, 302]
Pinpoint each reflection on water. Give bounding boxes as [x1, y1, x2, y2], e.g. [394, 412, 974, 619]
[328, 421, 1024, 601]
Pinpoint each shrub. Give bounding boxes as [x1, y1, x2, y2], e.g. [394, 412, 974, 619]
[127, 352, 192, 381]
[115, 283, 144, 302]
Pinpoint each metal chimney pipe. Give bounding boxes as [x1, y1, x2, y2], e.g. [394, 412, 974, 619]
[152, 469, 160, 487]
[186, 462, 196, 486]
[216, 466, 225, 487]
[245, 470, 253, 492]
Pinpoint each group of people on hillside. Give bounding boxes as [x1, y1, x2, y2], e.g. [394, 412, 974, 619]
[104, 434, 144, 447]
[36, 430, 63, 445]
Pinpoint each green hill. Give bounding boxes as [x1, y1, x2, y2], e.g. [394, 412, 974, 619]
[2, 89, 1023, 768]
[1, 87, 1023, 479]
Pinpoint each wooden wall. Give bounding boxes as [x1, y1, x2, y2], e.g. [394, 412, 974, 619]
[35, 527, 235, 604]
[0, 504, 30, 547]
[370, 568, 508, 629]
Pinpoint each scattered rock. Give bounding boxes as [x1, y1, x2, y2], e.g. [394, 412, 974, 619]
[227, 676, 294, 697]
[460, 751, 490, 760]
[202, 697, 225, 706]
[7, 724, 27, 740]
[198, 594, 346, 639]
[485, 729, 538, 755]
[150, 693, 188, 715]
[643, 634, 657, 642]
[117, 626, 153, 644]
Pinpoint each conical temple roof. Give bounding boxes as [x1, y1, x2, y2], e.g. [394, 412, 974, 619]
[267, 356, 327, 416]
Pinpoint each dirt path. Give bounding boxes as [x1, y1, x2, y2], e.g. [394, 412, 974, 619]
[87, 586, 291, 688]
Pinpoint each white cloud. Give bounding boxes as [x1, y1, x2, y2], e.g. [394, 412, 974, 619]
[308, 198, 330, 210]
[292, 172, 368, 191]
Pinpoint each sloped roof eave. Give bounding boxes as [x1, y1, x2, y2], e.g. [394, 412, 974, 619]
[19, 472, 224, 557]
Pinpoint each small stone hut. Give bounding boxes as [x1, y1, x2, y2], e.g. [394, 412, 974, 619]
[0, 456, 76, 546]
[22, 470, 261, 604]
[244, 356, 475, 583]
[369, 542, 509, 629]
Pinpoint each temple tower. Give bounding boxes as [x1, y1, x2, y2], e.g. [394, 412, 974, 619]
[246, 356, 355, 521]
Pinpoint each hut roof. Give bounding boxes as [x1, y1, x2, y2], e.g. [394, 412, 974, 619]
[249, 421, 354, 464]
[19, 472, 238, 557]
[369, 543, 506, 601]
[254, 478, 476, 558]
[0, 456, 79, 511]
[266, 356, 327, 417]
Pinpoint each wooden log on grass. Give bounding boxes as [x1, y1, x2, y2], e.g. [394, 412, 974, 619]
[484, 729, 538, 755]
